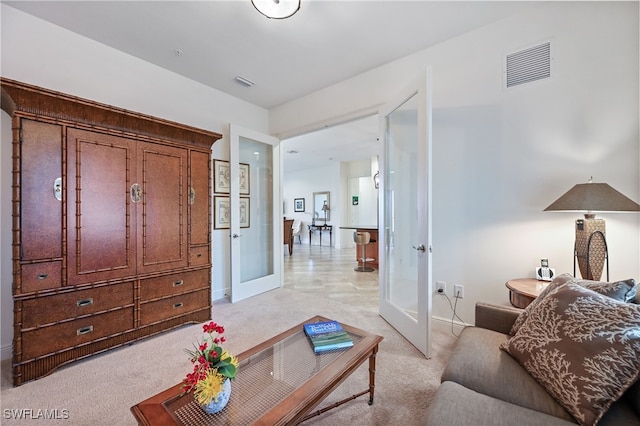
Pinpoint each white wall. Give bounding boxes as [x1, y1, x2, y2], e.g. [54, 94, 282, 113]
[0, 5, 270, 358]
[271, 2, 640, 325]
[1, 112, 12, 361]
[282, 158, 378, 251]
[282, 163, 343, 247]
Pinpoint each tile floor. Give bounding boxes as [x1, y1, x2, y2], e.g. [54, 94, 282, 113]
[283, 243, 378, 308]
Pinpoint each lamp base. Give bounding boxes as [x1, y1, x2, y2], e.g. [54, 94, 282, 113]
[574, 218, 608, 281]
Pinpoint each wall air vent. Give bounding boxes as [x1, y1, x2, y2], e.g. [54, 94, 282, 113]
[234, 75, 255, 87]
[505, 41, 552, 89]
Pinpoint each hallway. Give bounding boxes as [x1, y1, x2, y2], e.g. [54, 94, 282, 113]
[283, 244, 378, 308]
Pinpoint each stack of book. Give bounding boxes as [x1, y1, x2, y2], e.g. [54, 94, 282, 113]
[303, 320, 354, 354]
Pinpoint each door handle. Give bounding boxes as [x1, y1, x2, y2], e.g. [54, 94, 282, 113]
[413, 244, 426, 252]
[53, 177, 62, 201]
[130, 183, 142, 203]
[232, 233, 242, 239]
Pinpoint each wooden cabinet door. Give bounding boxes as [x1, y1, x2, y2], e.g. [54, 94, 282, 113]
[189, 150, 210, 247]
[136, 141, 189, 274]
[20, 119, 62, 262]
[66, 128, 137, 285]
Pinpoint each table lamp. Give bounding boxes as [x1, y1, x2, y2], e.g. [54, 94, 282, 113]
[544, 177, 640, 281]
[321, 201, 330, 224]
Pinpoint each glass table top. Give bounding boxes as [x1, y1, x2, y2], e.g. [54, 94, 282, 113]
[168, 329, 363, 425]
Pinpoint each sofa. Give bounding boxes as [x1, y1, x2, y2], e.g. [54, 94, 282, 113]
[425, 274, 640, 426]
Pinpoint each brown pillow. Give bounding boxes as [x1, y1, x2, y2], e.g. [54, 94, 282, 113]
[501, 282, 640, 426]
[509, 274, 638, 335]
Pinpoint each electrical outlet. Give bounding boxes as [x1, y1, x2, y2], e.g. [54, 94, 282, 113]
[436, 281, 446, 294]
[454, 284, 464, 299]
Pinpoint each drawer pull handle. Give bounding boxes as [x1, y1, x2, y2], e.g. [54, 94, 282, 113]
[196, 253, 202, 258]
[77, 326, 93, 336]
[173, 302, 184, 309]
[37, 274, 48, 280]
[77, 298, 94, 307]
[173, 280, 184, 287]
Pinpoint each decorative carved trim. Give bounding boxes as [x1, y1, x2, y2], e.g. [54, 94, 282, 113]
[0, 78, 222, 149]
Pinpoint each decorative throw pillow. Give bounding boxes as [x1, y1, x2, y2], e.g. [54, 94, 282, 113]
[501, 282, 640, 426]
[509, 274, 638, 335]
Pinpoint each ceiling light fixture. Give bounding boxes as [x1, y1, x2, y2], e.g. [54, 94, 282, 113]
[252, 0, 300, 19]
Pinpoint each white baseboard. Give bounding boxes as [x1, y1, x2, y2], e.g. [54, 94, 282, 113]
[432, 314, 468, 334]
[212, 288, 228, 301]
[1, 343, 12, 361]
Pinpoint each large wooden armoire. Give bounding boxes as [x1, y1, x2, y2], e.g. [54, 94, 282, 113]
[1, 78, 222, 385]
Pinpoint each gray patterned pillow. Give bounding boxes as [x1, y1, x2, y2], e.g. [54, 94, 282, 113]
[501, 282, 640, 426]
[509, 274, 638, 335]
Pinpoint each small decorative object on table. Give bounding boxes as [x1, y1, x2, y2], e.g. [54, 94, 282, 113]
[182, 321, 238, 414]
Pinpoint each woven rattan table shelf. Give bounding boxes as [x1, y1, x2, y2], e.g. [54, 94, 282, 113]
[131, 316, 383, 425]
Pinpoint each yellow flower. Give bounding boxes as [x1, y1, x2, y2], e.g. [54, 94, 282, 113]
[194, 369, 225, 405]
[221, 350, 239, 369]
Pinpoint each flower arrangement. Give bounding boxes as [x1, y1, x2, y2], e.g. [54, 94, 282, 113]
[182, 321, 239, 406]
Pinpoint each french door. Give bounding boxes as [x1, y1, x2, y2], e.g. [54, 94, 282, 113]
[378, 69, 433, 357]
[229, 124, 282, 302]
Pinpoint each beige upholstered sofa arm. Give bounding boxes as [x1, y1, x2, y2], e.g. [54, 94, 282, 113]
[474, 302, 523, 335]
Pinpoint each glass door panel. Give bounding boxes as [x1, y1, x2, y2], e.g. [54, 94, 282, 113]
[379, 70, 432, 357]
[230, 125, 281, 302]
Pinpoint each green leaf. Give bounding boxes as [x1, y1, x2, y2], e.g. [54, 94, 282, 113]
[217, 363, 237, 378]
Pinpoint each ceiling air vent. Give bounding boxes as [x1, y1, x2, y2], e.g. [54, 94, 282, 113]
[505, 41, 552, 89]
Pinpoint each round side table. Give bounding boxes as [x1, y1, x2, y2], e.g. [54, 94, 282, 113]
[505, 278, 550, 309]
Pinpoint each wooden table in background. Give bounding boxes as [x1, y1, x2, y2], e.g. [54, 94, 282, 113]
[505, 278, 550, 308]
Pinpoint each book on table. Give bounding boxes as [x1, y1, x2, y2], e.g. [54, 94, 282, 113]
[303, 320, 354, 354]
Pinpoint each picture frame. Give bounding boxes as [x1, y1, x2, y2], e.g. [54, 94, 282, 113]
[294, 198, 305, 212]
[214, 196, 230, 229]
[239, 163, 250, 195]
[213, 160, 230, 194]
[240, 197, 250, 228]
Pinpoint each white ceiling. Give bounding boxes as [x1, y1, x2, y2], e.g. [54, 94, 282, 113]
[4, 0, 537, 171]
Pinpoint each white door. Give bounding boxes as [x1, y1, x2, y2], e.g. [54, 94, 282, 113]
[378, 69, 433, 357]
[229, 124, 282, 302]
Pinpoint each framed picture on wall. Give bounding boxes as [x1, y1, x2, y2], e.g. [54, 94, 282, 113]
[239, 163, 250, 195]
[213, 160, 230, 194]
[294, 198, 305, 212]
[240, 197, 250, 228]
[214, 196, 230, 229]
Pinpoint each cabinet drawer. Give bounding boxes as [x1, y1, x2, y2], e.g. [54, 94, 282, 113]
[140, 289, 209, 326]
[189, 246, 210, 266]
[21, 308, 134, 360]
[140, 269, 209, 301]
[21, 261, 62, 293]
[21, 282, 134, 329]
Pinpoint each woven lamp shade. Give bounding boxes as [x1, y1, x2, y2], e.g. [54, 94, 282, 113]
[544, 183, 640, 213]
[544, 181, 640, 281]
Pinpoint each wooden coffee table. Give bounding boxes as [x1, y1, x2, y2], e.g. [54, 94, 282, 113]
[131, 316, 383, 425]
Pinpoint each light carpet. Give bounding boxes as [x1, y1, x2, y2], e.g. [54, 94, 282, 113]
[1, 287, 457, 425]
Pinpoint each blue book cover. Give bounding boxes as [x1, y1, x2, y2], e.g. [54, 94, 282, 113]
[304, 320, 353, 354]
[303, 320, 344, 336]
